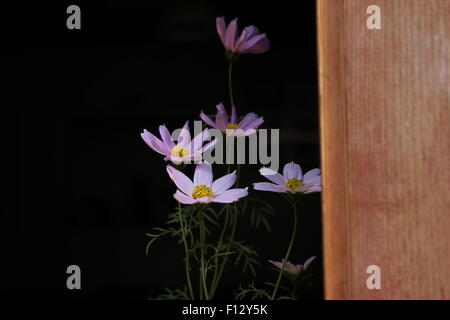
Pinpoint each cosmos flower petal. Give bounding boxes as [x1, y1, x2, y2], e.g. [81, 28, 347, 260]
[159, 125, 175, 149]
[240, 116, 264, 131]
[244, 25, 259, 38]
[303, 256, 316, 270]
[194, 162, 213, 186]
[190, 128, 210, 152]
[194, 196, 213, 203]
[259, 167, 285, 185]
[238, 112, 259, 128]
[183, 152, 203, 163]
[301, 185, 322, 194]
[224, 18, 238, 51]
[234, 27, 252, 52]
[200, 138, 218, 153]
[213, 188, 248, 203]
[303, 169, 321, 183]
[173, 190, 196, 204]
[200, 111, 218, 129]
[304, 176, 321, 187]
[215, 103, 229, 131]
[212, 171, 236, 195]
[141, 130, 169, 156]
[284, 261, 299, 273]
[283, 162, 303, 180]
[216, 17, 227, 46]
[167, 166, 194, 195]
[253, 182, 287, 193]
[244, 33, 270, 54]
[178, 121, 191, 147]
[269, 260, 284, 269]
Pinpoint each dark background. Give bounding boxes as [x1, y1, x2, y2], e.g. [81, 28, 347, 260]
[2, 0, 321, 299]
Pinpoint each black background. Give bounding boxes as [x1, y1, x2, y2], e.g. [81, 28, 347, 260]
[2, 0, 321, 299]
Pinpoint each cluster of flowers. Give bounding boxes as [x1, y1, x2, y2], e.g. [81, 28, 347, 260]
[141, 17, 321, 298]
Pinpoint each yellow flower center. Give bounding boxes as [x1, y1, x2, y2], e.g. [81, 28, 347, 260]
[226, 123, 240, 129]
[285, 178, 303, 192]
[171, 145, 189, 158]
[192, 184, 214, 199]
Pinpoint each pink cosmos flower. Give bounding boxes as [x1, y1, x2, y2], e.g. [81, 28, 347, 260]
[253, 162, 321, 194]
[216, 17, 270, 55]
[141, 121, 217, 164]
[269, 256, 316, 276]
[167, 162, 248, 204]
[200, 103, 264, 136]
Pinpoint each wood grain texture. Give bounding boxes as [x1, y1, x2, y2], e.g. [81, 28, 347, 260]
[317, 0, 449, 299]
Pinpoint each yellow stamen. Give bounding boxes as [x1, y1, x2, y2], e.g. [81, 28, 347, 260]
[192, 184, 214, 199]
[171, 145, 189, 158]
[226, 123, 240, 129]
[285, 177, 303, 192]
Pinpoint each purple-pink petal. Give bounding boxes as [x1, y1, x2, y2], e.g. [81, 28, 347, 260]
[300, 185, 322, 194]
[238, 112, 259, 128]
[244, 25, 259, 38]
[216, 17, 227, 46]
[234, 27, 250, 52]
[303, 169, 321, 183]
[193, 162, 213, 186]
[141, 130, 169, 156]
[304, 175, 321, 187]
[224, 18, 238, 51]
[200, 111, 218, 129]
[213, 187, 248, 203]
[283, 162, 303, 180]
[194, 196, 213, 203]
[215, 103, 229, 131]
[174, 190, 196, 204]
[167, 166, 194, 195]
[177, 121, 190, 146]
[253, 182, 287, 193]
[240, 116, 264, 130]
[200, 138, 218, 153]
[244, 33, 270, 54]
[189, 128, 209, 152]
[212, 171, 236, 195]
[159, 125, 175, 149]
[303, 256, 316, 270]
[259, 167, 285, 185]
[269, 260, 284, 269]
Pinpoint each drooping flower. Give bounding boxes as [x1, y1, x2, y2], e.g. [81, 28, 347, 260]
[253, 162, 321, 194]
[216, 17, 270, 55]
[167, 162, 248, 204]
[200, 103, 264, 136]
[141, 121, 217, 164]
[269, 256, 316, 276]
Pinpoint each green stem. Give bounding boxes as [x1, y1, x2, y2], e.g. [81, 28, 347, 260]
[209, 204, 237, 297]
[208, 208, 230, 298]
[228, 61, 234, 107]
[271, 202, 298, 300]
[178, 202, 194, 299]
[199, 213, 210, 300]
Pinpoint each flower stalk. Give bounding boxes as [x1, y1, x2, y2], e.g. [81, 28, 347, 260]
[199, 211, 210, 300]
[271, 201, 298, 300]
[178, 201, 195, 299]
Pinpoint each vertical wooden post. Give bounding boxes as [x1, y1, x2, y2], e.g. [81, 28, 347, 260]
[317, 0, 449, 299]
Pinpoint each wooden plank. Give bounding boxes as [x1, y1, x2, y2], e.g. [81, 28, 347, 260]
[317, 0, 449, 299]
